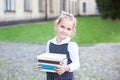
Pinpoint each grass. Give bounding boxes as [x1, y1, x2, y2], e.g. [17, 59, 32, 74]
[0, 22, 55, 43]
[75, 17, 120, 45]
[0, 16, 120, 45]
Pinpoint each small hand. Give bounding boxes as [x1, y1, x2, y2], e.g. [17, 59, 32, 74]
[36, 62, 42, 71]
[55, 65, 70, 75]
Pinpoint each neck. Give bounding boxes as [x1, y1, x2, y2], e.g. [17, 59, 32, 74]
[56, 37, 64, 44]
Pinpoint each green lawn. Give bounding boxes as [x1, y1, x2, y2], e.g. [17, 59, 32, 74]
[75, 17, 120, 45]
[0, 16, 120, 45]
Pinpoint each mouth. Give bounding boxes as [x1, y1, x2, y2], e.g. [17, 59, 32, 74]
[60, 32, 66, 36]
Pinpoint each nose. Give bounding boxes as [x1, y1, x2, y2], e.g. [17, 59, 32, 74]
[63, 28, 67, 33]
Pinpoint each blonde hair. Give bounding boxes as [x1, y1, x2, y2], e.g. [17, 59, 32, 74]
[55, 11, 77, 37]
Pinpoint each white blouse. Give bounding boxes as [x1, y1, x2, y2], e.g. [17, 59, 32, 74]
[45, 37, 80, 72]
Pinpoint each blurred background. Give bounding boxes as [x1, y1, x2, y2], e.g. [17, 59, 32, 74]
[0, 0, 99, 26]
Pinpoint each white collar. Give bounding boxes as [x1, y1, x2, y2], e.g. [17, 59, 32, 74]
[50, 36, 71, 45]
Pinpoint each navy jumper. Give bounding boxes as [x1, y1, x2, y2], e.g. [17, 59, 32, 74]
[47, 42, 73, 80]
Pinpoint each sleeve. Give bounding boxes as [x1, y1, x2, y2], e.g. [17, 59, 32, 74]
[68, 42, 80, 72]
[45, 40, 50, 53]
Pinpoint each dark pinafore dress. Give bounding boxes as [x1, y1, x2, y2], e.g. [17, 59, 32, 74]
[47, 42, 73, 80]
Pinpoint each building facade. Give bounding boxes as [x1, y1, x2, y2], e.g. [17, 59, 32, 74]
[0, 0, 59, 21]
[78, 0, 99, 16]
[0, 0, 99, 26]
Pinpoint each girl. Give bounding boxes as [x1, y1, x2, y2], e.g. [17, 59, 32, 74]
[37, 11, 80, 80]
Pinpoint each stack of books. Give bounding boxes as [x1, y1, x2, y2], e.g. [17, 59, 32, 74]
[37, 53, 67, 73]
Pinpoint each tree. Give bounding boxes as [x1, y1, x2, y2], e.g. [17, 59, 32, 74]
[96, 0, 120, 20]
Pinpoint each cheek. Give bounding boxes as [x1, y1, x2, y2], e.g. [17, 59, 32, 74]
[69, 30, 74, 36]
[57, 26, 63, 31]
[55, 26, 59, 31]
[55, 26, 61, 33]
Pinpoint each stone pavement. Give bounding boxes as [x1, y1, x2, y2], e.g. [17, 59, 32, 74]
[0, 42, 120, 80]
[75, 43, 120, 80]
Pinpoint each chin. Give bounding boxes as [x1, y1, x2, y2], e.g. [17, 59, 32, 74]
[59, 35, 67, 39]
[61, 36, 67, 39]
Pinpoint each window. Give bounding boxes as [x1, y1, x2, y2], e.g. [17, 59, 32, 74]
[83, 2, 86, 13]
[4, 0, 15, 12]
[49, 0, 53, 12]
[60, 0, 66, 12]
[39, 0, 45, 12]
[24, 0, 32, 12]
[95, 4, 99, 13]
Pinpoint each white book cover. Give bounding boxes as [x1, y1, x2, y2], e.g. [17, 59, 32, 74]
[37, 53, 67, 62]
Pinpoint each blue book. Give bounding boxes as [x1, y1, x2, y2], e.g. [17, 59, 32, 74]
[38, 63, 57, 72]
[39, 64, 56, 70]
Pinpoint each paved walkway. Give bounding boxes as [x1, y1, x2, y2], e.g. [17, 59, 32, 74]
[0, 42, 120, 80]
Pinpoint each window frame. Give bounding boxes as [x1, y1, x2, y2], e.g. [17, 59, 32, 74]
[49, 0, 54, 12]
[24, 0, 32, 12]
[4, 0, 15, 12]
[39, 0, 45, 12]
[83, 2, 86, 13]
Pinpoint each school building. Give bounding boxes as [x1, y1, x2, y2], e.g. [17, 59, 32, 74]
[0, 0, 99, 26]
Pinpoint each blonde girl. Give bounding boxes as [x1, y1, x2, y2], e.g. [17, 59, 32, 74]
[38, 11, 80, 80]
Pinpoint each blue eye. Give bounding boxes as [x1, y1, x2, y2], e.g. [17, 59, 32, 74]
[67, 28, 71, 31]
[61, 26, 65, 28]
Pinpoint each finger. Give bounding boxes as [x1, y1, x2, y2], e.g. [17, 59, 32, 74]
[36, 63, 42, 69]
[36, 62, 41, 65]
[55, 66, 61, 71]
[37, 67, 42, 71]
[57, 71, 62, 75]
[56, 65, 61, 69]
[56, 70, 61, 75]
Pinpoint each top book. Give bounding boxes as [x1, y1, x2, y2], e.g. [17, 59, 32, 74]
[37, 53, 67, 62]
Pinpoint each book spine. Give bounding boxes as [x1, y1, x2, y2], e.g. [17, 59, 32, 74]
[39, 64, 56, 70]
[38, 59, 60, 65]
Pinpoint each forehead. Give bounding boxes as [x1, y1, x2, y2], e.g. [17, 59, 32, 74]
[59, 18, 74, 28]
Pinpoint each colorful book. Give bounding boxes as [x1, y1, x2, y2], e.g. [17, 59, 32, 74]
[38, 63, 58, 72]
[37, 53, 67, 72]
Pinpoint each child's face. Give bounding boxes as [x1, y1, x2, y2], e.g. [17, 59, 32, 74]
[55, 18, 74, 40]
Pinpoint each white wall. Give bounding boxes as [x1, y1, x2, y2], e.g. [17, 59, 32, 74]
[79, 0, 99, 16]
[0, 1, 5, 21]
